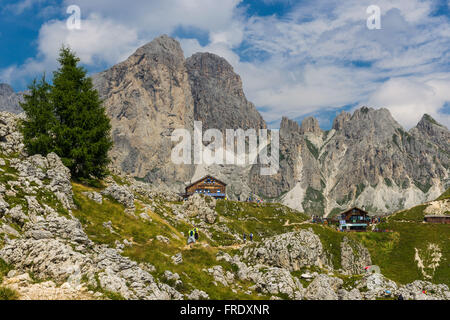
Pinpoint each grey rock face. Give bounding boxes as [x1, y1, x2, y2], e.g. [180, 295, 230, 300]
[304, 274, 343, 300]
[0, 238, 94, 283]
[101, 183, 135, 209]
[247, 266, 303, 299]
[0, 84, 23, 114]
[93, 36, 269, 196]
[187, 289, 209, 300]
[205, 265, 235, 287]
[338, 288, 363, 300]
[340, 237, 371, 275]
[0, 111, 25, 154]
[397, 280, 450, 300]
[301, 116, 322, 135]
[182, 193, 217, 224]
[186, 52, 266, 133]
[93, 35, 196, 186]
[11, 152, 75, 209]
[82, 191, 103, 204]
[243, 229, 331, 271]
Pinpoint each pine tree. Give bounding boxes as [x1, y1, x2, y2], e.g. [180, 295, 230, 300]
[51, 46, 113, 178]
[21, 46, 113, 179]
[20, 75, 56, 155]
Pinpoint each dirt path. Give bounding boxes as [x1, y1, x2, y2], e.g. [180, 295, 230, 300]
[217, 244, 245, 250]
[283, 219, 310, 226]
[181, 242, 245, 251]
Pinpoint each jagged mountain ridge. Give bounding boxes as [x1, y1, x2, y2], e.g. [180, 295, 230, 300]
[251, 107, 449, 216]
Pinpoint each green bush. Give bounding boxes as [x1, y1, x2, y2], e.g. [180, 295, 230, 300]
[0, 287, 19, 300]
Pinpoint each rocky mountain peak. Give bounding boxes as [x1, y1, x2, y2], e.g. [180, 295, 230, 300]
[136, 35, 184, 57]
[417, 114, 447, 130]
[300, 116, 322, 135]
[280, 116, 300, 130]
[187, 52, 235, 77]
[342, 106, 402, 140]
[413, 113, 450, 150]
[186, 52, 266, 132]
[92, 35, 195, 185]
[280, 116, 302, 138]
[332, 111, 351, 131]
[351, 106, 397, 123]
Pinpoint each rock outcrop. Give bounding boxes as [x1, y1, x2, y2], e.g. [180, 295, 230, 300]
[2, 272, 97, 300]
[101, 183, 135, 209]
[340, 237, 372, 275]
[304, 274, 343, 300]
[181, 193, 217, 224]
[0, 111, 25, 154]
[243, 229, 331, 271]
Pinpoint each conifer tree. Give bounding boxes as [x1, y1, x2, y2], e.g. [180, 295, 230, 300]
[21, 46, 113, 179]
[20, 75, 55, 155]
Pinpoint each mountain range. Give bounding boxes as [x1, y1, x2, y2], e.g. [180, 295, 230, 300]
[1, 35, 449, 216]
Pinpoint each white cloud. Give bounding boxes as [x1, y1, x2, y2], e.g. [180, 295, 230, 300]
[367, 76, 450, 129]
[1, 0, 449, 129]
[1, 13, 141, 87]
[63, 0, 242, 36]
[225, 0, 450, 127]
[38, 14, 140, 65]
[3, 0, 46, 15]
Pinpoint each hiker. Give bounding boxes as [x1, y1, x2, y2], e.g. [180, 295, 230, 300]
[397, 294, 404, 300]
[187, 229, 196, 245]
[243, 233, 247, 243]
[249, 233, 253, 242]
[194, 227, 199, 241]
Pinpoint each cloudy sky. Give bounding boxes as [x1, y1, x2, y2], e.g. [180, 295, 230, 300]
[1, 0, 449, 129]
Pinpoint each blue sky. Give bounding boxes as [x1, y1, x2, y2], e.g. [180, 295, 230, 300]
[1, 0, 449, 129]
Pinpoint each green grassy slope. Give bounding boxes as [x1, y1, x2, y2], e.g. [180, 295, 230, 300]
[358, 188, 450, 286]
[71, 183, 367, 298]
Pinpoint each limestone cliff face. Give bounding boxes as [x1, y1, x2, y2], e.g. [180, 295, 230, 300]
[186, 52, 266, 132]
[92, 36, 269, 189]
[0, 84, 23, 114]
[92, 35, 195, 186]
[185, 52, 267, 198]
[261, 107, 450, 216]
